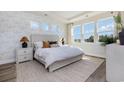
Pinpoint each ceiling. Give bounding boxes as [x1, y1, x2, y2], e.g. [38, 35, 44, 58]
[28, 11, 107, 23]
[48, 11, 87, 20]
[44, 11, 107, 23]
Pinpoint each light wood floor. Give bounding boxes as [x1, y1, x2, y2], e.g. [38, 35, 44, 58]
[6, 56, 106, 82]
[86, 62, 106, 82]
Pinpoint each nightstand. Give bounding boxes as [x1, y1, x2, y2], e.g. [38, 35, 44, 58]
[16, 47, 33, 64]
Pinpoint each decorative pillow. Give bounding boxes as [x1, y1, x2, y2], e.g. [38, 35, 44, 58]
[50, 44, 60, 48]
[34, 41, 43, 49]
[49, 41, 59, 47]
[48, 41, 58, 44]
[43, 41, 50, 48]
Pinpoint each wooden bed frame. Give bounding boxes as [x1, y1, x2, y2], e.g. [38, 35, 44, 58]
[31, 34, 83, 72]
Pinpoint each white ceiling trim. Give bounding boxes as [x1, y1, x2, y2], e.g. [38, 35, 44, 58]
[67, 11, 91, 20]
[68, 11, 107, 23]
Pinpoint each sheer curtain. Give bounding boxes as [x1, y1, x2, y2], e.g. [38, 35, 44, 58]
[67, 23, 73, 45]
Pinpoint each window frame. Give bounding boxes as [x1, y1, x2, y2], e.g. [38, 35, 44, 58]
[83, 21, 95, 43]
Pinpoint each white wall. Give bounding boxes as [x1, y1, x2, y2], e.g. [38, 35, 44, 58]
[81, 43, 106, 58]
[0, 12, 67, 38]
[0, 12, 67, 64]
[72, 42, 106, 58]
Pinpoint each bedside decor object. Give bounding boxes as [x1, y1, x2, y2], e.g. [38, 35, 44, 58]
[114, 12, 124, 45]
[20, 36, 29, 48]
[61, 38, 64, 45]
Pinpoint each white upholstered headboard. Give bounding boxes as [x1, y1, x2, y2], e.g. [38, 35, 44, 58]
[31, 34, 60, 43]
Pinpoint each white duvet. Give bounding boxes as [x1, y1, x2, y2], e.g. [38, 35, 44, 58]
[34, 45, 84, 68]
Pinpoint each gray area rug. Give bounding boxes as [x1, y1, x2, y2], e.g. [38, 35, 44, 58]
[16, 56, 104, 82]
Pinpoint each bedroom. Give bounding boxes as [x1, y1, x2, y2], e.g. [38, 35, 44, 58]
[0, 11, 124, 82]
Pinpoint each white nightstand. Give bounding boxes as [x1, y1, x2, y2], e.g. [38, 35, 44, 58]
[16, 47, 33, 64]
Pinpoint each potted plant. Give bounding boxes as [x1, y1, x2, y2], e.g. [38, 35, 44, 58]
[99, 35, 117, 46]
[114, 12, 124, 45]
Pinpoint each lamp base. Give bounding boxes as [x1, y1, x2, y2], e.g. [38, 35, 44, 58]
[22, 42, 28, 48]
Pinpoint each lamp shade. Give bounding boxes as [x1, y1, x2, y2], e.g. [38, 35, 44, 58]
[20, 36, 29, 42]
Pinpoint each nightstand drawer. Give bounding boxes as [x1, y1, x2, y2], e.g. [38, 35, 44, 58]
[17, 55, 32, 62]
[16, 48, 33, 63]
[17, 49, 32, 55]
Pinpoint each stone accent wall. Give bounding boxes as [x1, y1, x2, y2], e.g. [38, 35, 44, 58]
[0, 12, 66, 64]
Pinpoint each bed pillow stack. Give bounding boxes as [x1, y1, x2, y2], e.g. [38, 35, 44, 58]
[48, 41, 60, 47]
[34, 41, 60, 49]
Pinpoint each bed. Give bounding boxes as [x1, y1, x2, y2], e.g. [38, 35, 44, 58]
[31, 34, 84, 72]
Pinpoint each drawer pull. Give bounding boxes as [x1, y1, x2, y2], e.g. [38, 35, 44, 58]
[24, 51, 27, 53]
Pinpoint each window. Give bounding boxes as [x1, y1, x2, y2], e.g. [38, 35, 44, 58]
[31, 22, 49, 31]
[97, 17, 115, 41]
[31, 22, 39, 30]
[83, 22, 95, 42]
[72, 25, 81, 43]
[51, 25, 64, 36]
[40, 23, 49, 31]
[51, 24, 58, 33]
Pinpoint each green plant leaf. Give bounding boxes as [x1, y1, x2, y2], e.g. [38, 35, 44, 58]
[99, 35, 117, 46]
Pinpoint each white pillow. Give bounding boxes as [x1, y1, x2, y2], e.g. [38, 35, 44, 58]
[34, 41, 43, 49]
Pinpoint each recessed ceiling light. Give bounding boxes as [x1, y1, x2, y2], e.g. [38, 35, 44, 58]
[85, 15, 88, 17]
[110, 11, 114, 14]
[44, 13, 47, 16]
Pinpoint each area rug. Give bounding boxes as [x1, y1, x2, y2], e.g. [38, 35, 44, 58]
[16, 56, 105, 82]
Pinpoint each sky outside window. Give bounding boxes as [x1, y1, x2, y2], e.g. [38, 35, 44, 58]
[40, 23, 49, 31]
[73, 25, 81, 39]
[31, 22, 39, 30]
[97, 17, 114, 36]
[83, 22, 95, 40]
[51, 24, 58, 32]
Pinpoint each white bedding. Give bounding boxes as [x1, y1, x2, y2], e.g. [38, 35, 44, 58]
[34, 45, 84, 68]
